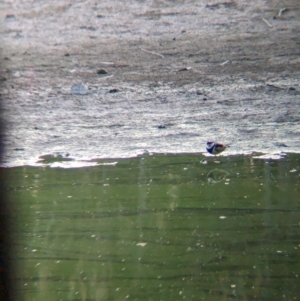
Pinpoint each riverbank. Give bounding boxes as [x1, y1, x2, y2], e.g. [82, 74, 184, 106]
[1, 0, 300, 167]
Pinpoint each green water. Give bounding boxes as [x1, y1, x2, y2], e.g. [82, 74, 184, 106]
[5, 154, 300, 301]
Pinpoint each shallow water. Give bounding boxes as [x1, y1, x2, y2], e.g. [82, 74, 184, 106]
[5, 153, 300, 301]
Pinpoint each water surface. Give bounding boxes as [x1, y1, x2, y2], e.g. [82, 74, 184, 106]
[5, 153, 300, 300]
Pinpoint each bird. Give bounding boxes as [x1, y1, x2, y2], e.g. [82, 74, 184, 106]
[206, 141, 227, 155]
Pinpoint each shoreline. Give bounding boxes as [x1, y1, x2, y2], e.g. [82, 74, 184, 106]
[1, 0, 300, 168]
[1, 150, 297, 169]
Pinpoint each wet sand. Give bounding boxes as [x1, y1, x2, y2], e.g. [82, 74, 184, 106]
[1, 0, 300, 167]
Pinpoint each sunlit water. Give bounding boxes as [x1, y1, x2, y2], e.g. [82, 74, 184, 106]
[4, 153, 300, 301]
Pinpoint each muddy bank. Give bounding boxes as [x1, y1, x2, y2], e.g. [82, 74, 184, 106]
[1, 0, 300, 167]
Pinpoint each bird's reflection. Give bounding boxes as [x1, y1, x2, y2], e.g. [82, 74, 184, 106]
[207, 168, 229, 184]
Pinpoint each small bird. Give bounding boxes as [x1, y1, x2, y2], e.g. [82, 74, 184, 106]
[206, 141, 227, 155]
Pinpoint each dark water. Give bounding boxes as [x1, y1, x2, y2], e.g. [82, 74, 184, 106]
[4, 154, 300, 301]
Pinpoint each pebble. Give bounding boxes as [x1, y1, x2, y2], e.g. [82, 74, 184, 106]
[71, 83, 88, 95]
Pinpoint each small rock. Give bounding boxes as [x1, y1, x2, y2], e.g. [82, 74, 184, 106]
[79, 26, 96, 31]
[206, 2, 236, 9]
[5, 14, 15, 21]
[266, 84, 282, 92]
[64, 53, 70, 57]
[287, 87, 300, 95]
[274, 142, 288, 147]
[108, 88, 119, 93]
[97, 69, 108, 75]
[71, 83, 88, 95]
[178, 67, 191, 72]
[158, 125, 166, 129]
